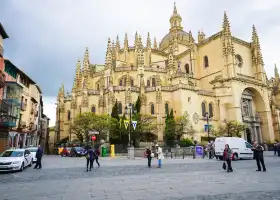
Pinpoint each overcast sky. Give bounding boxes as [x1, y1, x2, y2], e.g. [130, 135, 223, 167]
[1, 0, 280, 126]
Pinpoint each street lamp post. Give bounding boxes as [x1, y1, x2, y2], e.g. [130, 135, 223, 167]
[205, 112, 210, 142]
[55, 103, 61, 147]
[125, 103, 136, 147]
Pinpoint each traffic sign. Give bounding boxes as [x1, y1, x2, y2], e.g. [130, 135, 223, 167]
[91, 135, 96, 141]
[89, 130, 99, 135]
[124, 120, 129, 130]
[132, 121, 137, 130]
[204, 124, 212, 132]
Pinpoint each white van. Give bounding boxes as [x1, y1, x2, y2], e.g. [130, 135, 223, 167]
[214, 137, 253, 161]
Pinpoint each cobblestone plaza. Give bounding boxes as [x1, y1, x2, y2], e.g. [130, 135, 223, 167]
[1, 153, 280, 200]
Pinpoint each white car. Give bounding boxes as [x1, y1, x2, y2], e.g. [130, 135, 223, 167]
[26, 147, 38, 163]
[0, 149, 33, 172]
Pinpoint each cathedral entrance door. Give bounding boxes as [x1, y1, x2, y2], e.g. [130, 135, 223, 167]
[245, 128, 252, 144]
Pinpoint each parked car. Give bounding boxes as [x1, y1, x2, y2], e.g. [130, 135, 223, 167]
[61, 147, 71, 157]
[26, 147, 38, 163]
[74, 147, 86, 157]
[0, 149, 33, 172]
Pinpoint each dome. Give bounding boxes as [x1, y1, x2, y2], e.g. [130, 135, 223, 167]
[159, 30, 190, 49]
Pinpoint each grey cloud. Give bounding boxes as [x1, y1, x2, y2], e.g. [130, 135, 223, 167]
[1, 0, 279, 96]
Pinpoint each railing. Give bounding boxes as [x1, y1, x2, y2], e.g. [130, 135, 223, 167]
[130, 86, 140, 92]
[88, 89, 100, 95]
[145, 87, 156, 92]
[144, 67, 166, 73]
[115, 66, 137, 72]
[113, 86, 126, 91]
[0, 100, 9, 113]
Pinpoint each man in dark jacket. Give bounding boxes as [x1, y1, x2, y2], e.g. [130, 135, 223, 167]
[145, 147, 152, 168]
[34, 145, 43, 169]
[252, 142, 266, 172]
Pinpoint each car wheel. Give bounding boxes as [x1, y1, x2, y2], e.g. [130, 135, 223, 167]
[29, 159, 33, 167]
[20, 163, 24, 172]
[233, 153, 238, 161]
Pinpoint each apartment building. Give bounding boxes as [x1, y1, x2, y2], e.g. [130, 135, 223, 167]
[0, 23, 9, 152]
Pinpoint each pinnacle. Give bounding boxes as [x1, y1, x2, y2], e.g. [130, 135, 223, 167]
[173, 2, 177, 14]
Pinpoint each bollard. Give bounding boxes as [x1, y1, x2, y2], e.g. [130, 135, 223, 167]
[110, 144, 115, 157]
[171, 152, 173, 159]
[183, 151, 185, 159]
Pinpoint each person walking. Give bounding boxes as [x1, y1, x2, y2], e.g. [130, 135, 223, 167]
[277, 141, 280, 157]
[273, 141, 278, 156]
[93, 147, 100, 167]
[252, 142, 266, 172]
[223, 144, 233, 172]
[85, 146, 94, 172]
[155, 144, 164, 168]
[33, 145, 43, 169]
[145, 147, 152, 168]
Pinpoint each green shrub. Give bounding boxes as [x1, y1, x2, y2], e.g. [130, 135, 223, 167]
[179, 138, 195, 147]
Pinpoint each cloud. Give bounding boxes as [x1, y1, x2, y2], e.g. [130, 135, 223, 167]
[1, 0, 280, 99]
[42, 96, 56, 127]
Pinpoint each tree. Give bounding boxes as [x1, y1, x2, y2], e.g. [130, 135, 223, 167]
[165, 109, 176, 146]
[71, 112, 115, 144]
[111, 100, 120, 121]
[213, 120, 247, 137]
[174, 112, 195, 140]
[135, 96, 141, 113]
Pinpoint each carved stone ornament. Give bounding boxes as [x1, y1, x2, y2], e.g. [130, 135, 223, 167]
[71, 98, 77, 109]
[156, 75, 161, 86]
[81, 93, 89, 108]
[140, 94, 147, 106]
[156, 90, 162, 104]
[125, 90, 132, 104]
[60, 104, 65, 113]
[192, 112, 199, 124]
[98, 95, 105, 107]
[108, 91, 115, 105]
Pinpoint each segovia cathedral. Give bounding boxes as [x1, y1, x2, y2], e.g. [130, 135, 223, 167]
[56, 3, 280, 143]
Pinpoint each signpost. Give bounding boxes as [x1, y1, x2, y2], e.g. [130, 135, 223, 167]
[132, 121, 137, 130]
[91, 135, 96, 141]
[124, 120, 129, 130]
[204, 124, 212, 132]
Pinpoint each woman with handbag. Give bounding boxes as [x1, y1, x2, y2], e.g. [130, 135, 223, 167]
[85, 146, 94, 172]
[223, 144, 233, 172]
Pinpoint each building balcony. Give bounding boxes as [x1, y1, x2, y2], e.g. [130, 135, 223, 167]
[4, 82, 23, 107]
[242, 115, 261, 123]
[0, 100, 18, 127]
[0, 70, 5, 88]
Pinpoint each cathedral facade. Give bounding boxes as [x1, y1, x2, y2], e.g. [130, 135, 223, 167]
[56, 4, 280, 143]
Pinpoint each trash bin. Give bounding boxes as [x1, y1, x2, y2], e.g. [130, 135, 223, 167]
[101, 146, 108, 157]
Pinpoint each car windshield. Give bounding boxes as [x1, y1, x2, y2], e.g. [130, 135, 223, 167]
[1, 151, 24, 157]
[27, 148, 37, 152]
[75, 147, 84, 151]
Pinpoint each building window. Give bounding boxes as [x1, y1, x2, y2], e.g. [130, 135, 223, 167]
[151, 104, 155, 115]
[67, 110, 71, 121]
[91, 106, 96, 113]
[209, 103, 213, 118]
[235, 54, 243, 68]
[118, 102, 122, 114]
[165, 103, 169, 115]
[131, 79, 134, 87]
[97, 84, 100, 90]
[152, 78, 156, 87]
[185, 64, 190, 74]
[124, 77, 127, 86]
[147, 80, 150, 87]
[201, 102, 206, 117]
[119, 80, 122, 86]
[204, 56, 209, 68]
[21, 96, 24, 110]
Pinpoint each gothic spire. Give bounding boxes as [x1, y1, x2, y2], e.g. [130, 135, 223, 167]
[124, 32, 128, 49]
[222, 12, 234, 56]
[146, 32, 151, 49]
[251, 25, 264, 66]
[134, 31, 138, 47]
[105, 37, 112, 69]
[75, 60, 82, 88]
[116, 35, 120, 52]
[82, 47, 90, 76]
[153, 37, 158, 49]
[173, 2, 177, 14]
[275, 64, 279, 78]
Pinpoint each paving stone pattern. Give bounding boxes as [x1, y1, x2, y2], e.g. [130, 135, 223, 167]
[0, 154, 280, 200]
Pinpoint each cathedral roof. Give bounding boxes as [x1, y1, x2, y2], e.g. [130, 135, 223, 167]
[159, 30, 190, 49]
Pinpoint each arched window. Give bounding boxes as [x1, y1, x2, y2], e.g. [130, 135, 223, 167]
[67, 110, 71, 121]
[165, 103, 169, 115]
[209, 103, 213, 118]
[124, 77, 127, 86]
[201, 102, 206, 117]
[131, 79, 134, 87]
[152, 78, 156, 87]
[97, 84, 100, 90]
[151, 104, 155, 115]
[185, 64, 190, 74]
[118, 102, 122, 114]
[204, 56, 209, 68]
[91, 106, 96, 113]
[119, 80, 122, 86]
[147, 80, 150, 87]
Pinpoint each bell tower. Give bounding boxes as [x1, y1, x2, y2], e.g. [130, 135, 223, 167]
[169, 2, 183, 33]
